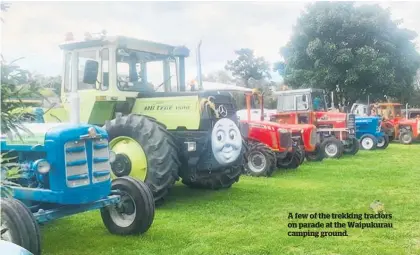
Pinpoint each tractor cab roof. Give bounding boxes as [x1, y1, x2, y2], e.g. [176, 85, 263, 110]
[59, 35, 190, 57]
[273, 88, 324, 95]
[373, 102, 402, 107]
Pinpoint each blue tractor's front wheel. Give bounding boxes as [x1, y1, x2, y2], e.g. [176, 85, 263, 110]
[100, 176, 155, 235]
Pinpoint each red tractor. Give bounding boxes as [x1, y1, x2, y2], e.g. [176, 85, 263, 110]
[398, 116, 420, 144]
[237, 89, 316, 177]
[271, 89, 359, 159]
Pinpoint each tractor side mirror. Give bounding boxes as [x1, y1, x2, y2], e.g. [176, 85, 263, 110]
[302, 94, 307, 102]
[83, 60, 99, 85]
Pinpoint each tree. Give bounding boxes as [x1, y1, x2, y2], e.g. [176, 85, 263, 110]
[225, 48, 271, 88]
[279, 2, 420, 107]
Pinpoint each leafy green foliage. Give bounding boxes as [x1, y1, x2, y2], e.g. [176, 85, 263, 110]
[280, 2, 420, 107]
[225, 48, 271, 88]
[1, 60, 42, 135]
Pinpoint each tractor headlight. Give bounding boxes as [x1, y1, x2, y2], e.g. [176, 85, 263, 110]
[185, 141, 196, 152]
[109, 151, 116, 163]
[34, 159, 51, 174]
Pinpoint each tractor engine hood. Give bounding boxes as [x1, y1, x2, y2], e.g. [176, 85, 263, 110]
[355, 116, 381, 123]
[315, 112, 347, 122]
[1, 123, 107, 147]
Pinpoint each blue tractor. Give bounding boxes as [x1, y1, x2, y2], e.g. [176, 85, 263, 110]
[1, 123, 155, 255]
[355, 116, 389, 150]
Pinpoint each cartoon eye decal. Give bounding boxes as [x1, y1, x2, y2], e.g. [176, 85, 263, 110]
[229, 129, 237, 140]
[216, 130, 225, 142]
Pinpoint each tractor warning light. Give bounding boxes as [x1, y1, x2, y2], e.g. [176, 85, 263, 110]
[65, 32, 74, 42]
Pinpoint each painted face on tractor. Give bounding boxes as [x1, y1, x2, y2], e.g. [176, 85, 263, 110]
[211, 118, 242, 165]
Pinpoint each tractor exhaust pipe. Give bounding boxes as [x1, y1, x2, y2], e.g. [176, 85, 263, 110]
[196, 40, 203, 90]
[406, 103, 409, 119]
[367, 95, 370, 116]
[330, 91, 335, 111]
[70, 53, 80, 124]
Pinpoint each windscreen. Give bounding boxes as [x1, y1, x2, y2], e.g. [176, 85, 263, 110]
[116, 48, 177, 92]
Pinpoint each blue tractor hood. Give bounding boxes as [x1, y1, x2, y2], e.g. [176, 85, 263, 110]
[1, 123, 108, 150]
[355, 116, 381, 123]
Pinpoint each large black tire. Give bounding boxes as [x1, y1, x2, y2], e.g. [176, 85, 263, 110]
[376, 135, 390, 149]
[1, 198, 41, 255]
[182, 139, 247, 189]
[359, 134, 377, 150]
[277, 145, 302, 169]
[344, 137, 360, 155]
[105, 113, 181, 203]
[244, 141, 276, 177]
[399, 129, 413, 145]
[320, 137, 344, 158]
[305, 144, 324, 162]
[101, 176, 155, 235]
[298, 147, 305, 165]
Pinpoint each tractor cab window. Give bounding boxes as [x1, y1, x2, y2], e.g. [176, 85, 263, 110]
[277, 95, 295, 111]
[64, 52, 72, 92]
[296, 94, 309, 111]
[78, 50, 98, 90]
[100, 48, 109, 91]
[311, 92, 326, 111]
[394, 105, 402, 117]
[116, 48, 177, 93]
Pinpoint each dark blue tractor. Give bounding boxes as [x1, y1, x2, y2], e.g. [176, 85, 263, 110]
[355, 116, 389, 150]
[1, 123, 155, 255]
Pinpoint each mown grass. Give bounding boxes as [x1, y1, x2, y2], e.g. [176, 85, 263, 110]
[42, 143, 420, 255]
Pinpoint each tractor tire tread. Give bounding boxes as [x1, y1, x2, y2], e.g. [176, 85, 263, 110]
[1, 198, 41, 255]
[244, 141, 277, 177]
[101, 176, 155, 235]
[104, 113, 181, 203]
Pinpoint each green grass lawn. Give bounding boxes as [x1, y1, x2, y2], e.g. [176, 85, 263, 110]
[42, 143, 420, 255]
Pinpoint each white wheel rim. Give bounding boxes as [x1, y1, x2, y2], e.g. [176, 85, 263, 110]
[108, 192, 136, 228]
[247, 152, 267, 173]
[325, 143, 338, 157]
[377, 137, 385, 147]
[402, 134, 411, 143]
[361, 137, 374, 150]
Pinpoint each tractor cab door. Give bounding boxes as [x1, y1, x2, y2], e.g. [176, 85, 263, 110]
[296, 94, 310, 124]
[61, 47, 113, 124]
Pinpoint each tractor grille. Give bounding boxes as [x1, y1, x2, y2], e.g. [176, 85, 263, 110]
[214, 102, 236, 119]
[279, 129, 292, 149]
[64, 138, 111, 188]
[92, 139, 112, 184]
[347, 114, 356, 129]
[347, 114, 356, 137]
[65, 140, 90, 188]
[310, 128, 318, 146]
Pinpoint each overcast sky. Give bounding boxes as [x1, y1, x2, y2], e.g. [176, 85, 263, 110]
[2, 1, 420, 83]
